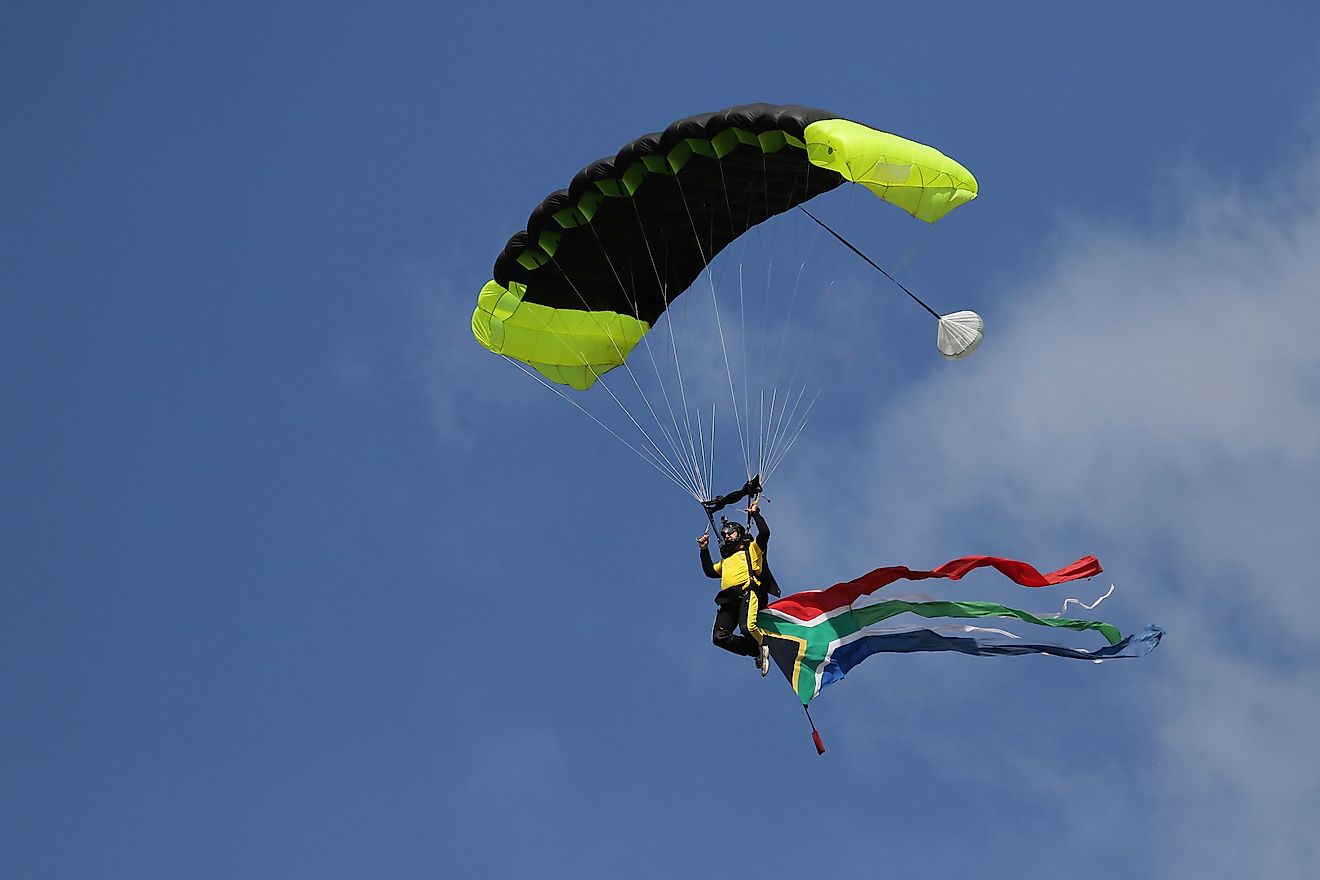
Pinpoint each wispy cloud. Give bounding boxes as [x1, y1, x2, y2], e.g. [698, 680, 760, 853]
[794, 139, 1320, 875]
[406, 259, 539, 451]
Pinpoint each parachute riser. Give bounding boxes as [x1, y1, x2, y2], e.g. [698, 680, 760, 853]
[700, 475, 764, 561]
[700, 474, 762, 517]
[797, 207, 985, 360]
[798, 207, 942, 320]
[700, 474, 762, 539]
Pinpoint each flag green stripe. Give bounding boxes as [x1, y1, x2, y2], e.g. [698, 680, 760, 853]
[759, 598, 1125, 703]
[852, 600, 1122, 645]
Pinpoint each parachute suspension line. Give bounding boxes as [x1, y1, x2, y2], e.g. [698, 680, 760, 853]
[754, 150, 783, 482]
[674, 174, 752, 489]
[544, 251, 706, 499]
[710, 403, 718, 496]
[524, 351, 698, 499]
[579, 222, 704, 492]
[696, 403, 718, 498]
[511, 359, 686, 490]
[751, 159, 790, 483]
[759, 388, 781, 481]
[763, 385, 799, 478]
[756, 388, 765, 487]
[615, 212, 711, 495]
[767, 165, 804, 408]
[765, 385, 807, 478]
[761, 232, 819, 472]
[708, 419, 716, 502]
[519, 285, 703, 499]
[509, 360, 701, 500]
[738, 263, 753, 477]
[762, 274, 831, 479]
[765, 387, 822, 481]
[584, 223, 708, 497]
[756, 147, 788, 483]
[695, 406, 708, 503]
[758, 161, 824, 480]
[767, 388, 822, 481]
[714, 161, 755, 482]
[628, 198, 710, 501]
[755, 149, 774, 472]
[798, 206, 942, 321]
[744, 164, 803, 482]
[716, 161, 756, 483]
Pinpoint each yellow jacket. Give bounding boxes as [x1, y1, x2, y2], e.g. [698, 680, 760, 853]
[711, 540, 764, 592]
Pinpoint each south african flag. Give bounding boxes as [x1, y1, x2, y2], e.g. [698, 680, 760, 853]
[757, 555, 1164, 706]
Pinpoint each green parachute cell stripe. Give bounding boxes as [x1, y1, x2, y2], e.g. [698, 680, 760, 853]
[471, 104, 977, 390]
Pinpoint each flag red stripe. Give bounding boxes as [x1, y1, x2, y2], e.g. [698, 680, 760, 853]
[766, 555, 1102, 620]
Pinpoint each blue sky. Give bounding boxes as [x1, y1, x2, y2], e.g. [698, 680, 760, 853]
[5, 2, 1320, 878]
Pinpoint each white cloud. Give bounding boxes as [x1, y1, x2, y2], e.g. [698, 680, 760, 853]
[794, 145, 1320, 875]
[407, 260, 540, 451]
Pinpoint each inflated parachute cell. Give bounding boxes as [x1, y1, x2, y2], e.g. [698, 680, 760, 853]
[472, 104, 978, 389]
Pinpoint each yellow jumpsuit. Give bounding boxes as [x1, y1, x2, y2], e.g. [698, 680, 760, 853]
[708, 539, 766, 655]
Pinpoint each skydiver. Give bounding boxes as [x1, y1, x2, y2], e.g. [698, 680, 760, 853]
[698, 496, 773, 676]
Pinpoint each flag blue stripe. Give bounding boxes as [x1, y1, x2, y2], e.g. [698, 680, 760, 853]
[819, 626, 1165, 694]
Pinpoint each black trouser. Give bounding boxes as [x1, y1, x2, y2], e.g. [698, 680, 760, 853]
[712, 587, 765, 657]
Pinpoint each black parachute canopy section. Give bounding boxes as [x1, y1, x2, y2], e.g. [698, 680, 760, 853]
[473, 103, 977, 389]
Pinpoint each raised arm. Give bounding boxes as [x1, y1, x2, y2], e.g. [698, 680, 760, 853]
[749, 499, 769, 550]
[697, 532, 719, 578]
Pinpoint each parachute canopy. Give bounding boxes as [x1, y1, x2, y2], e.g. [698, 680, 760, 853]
[472, 104, 978, 390]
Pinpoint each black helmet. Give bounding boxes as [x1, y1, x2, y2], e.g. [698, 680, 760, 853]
[719, 517, 747, 550]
